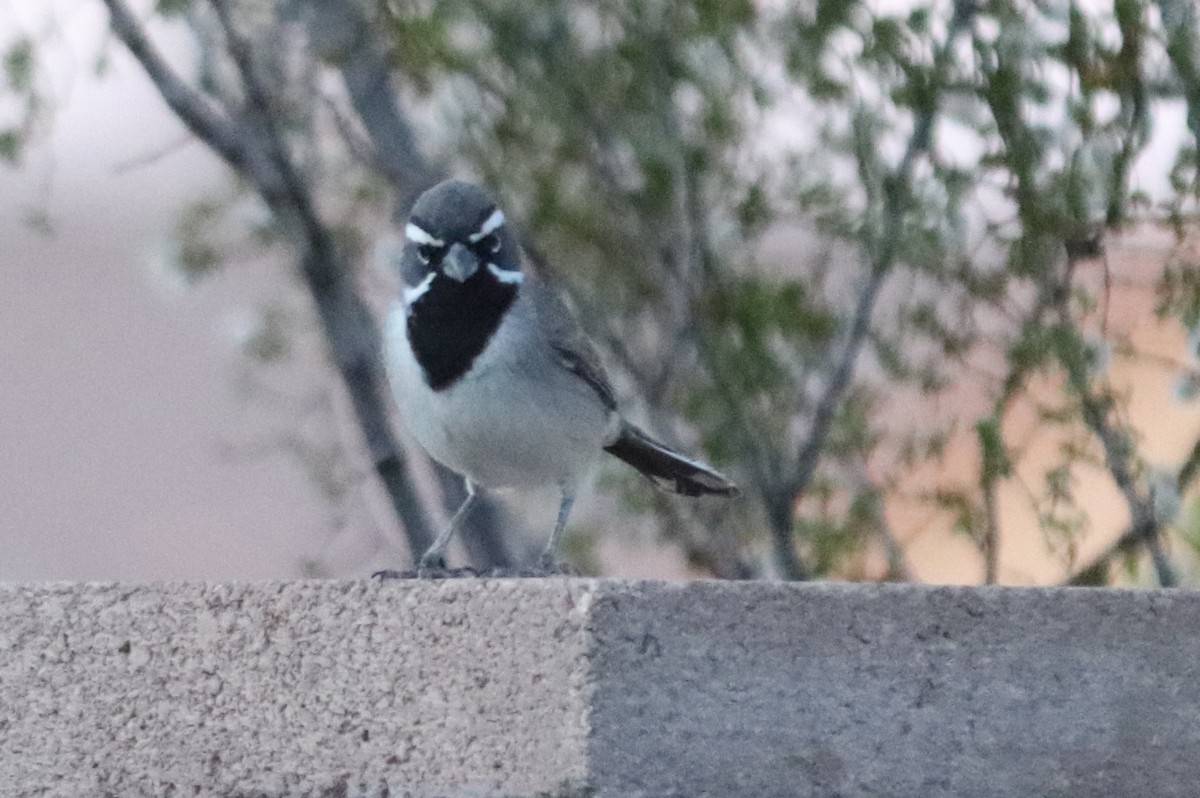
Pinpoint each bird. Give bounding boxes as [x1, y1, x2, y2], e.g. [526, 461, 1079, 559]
[384, 179, 738, 573]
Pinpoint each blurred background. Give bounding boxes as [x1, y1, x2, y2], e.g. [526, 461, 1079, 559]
[2, 0, 1199, 585]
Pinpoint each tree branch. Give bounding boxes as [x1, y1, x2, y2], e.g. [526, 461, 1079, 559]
[298, 0, 440, 217]
[102, 0, 245, 168]
[1155, 0, 1200, 155]
[772, 0, 979, 579]
[1055, 288, 1176, 587]
[103, 0, 436, 562]
[208, 0, 336, 280]
[973, 3, 1176, 588]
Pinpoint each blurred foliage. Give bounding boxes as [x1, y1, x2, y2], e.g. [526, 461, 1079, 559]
[380, 0, 1199, 584]
[366, 0, 1200, 583]
[0, 35, 41, 165]
[8, 0, 1200, 583]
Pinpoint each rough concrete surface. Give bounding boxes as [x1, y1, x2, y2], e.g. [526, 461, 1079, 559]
[2, 580, 1198, 797]
[0, 580, 594, 798]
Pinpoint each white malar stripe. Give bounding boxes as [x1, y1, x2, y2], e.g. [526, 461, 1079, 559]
[403, 272, 436, 305]
[469, 208, 506, 242]
[405, 223, 444, 246]
[487, 263, 524, 284]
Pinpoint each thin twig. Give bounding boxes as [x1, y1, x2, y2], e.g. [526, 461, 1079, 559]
[207, 0, 334, 279]
[103, 0, 436, 558]
[111, 132, 195, 174]
[1055, 286, 1177, 587]
[776, 1, 979, 579]
[102, 0, 245, 168]
[1154, 0, 1200, 155]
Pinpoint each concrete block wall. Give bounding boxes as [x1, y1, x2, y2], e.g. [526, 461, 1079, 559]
[2, 579, 1198, 797]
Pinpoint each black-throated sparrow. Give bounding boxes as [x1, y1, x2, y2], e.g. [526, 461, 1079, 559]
[385, 179, 738, 572]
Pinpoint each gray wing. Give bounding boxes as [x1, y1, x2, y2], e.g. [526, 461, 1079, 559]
[524, 281, 618, 411]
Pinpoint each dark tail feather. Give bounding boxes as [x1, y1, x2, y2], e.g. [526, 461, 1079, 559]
[603, 422, 740, 498]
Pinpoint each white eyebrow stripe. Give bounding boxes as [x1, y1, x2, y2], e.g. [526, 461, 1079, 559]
[405, 223, 444, 246]
[403, 272, 436, 305]
[469, 208, 506, 242]
[487, 263, 523, 284]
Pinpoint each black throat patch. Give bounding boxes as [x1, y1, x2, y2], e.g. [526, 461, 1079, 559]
[407, 271, 518, 391]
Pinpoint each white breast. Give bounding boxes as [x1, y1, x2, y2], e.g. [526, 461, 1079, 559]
[384, 297, 615, 490]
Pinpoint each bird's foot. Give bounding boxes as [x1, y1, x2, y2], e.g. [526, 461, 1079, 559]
[518, 555, 580, 577]
[420, 564, 481, 579]
[374, 557, 579, 580]
[416, 551, 474, 578]
[372, 561, 482, 580]
[473, 564, 578, 578]
[372, 568, 413, 580]
[419, 551, 447, 571]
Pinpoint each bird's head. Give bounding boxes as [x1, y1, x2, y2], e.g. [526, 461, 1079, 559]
[399, 180, 523, 304]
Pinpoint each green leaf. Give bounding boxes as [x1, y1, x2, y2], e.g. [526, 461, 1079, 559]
[814, 0, 858, 35]
[4, 38, 34, 93]
[155, 0, 193, 14]
[906, 7, 930, 34]
[976, 418, 1011, 479]
[736, 183, 772, 233]
[0, 129, 20, 164]
[241, 308, 289, 362]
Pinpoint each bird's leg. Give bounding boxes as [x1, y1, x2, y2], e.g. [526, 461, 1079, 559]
[419, 480, 479, 573]
[537, 488, 576, 571]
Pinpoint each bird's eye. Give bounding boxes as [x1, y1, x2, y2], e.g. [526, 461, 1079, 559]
[417, 244, 441, 265]
[476, 233, 502, 255]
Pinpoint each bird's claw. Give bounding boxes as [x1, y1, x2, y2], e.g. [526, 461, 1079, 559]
[419, 551, 447, 571]
[372, 558, 577, 580]
[529, 556, 579, 577]
[372, 561, 481, 580]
